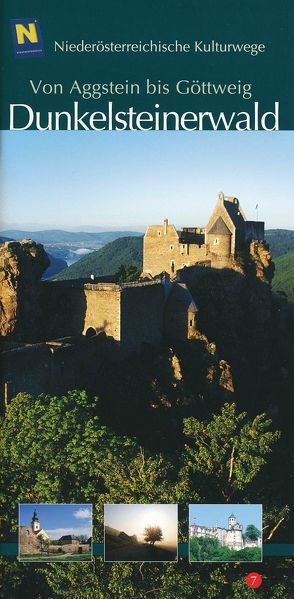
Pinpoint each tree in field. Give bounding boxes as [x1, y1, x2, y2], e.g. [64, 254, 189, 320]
[38, 536, 50, 555]
[245, 524, 261, 540]
[143, 525, 163, 546]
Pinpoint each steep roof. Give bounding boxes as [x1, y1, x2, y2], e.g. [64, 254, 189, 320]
[223, 199, 246, 229]
[209, 217, 231, 235]
[166, 283, 198, 313]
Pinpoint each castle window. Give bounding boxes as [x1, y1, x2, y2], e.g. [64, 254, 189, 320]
[213, 238, 219, 245]
[158, 231, 161, 236]
[171, 260, 175, 273]
[170, 245, 174, 251]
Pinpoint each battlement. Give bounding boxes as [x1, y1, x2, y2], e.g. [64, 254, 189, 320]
[84, 280, 162, 291]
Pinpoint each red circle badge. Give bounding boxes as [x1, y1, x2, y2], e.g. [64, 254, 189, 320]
[246, 572, 262, 589]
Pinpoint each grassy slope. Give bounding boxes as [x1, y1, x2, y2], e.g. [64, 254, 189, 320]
[272, 252, 294, 302]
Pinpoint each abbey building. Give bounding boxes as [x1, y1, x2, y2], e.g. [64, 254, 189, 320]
[190, 513, 262, 551]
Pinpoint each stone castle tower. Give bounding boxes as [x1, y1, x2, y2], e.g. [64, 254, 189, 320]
[143, 192, 265, 277]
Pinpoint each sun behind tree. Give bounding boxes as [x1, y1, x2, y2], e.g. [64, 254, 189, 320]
[143, 526, 163, 546]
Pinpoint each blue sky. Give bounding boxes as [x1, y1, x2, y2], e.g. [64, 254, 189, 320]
[19, 503, 92, 540]
[1, 131, 293, 231]
[189, 504, 262, 532]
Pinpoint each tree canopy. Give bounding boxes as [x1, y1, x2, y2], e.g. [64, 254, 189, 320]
[0, 391, 290, 598]
[143, 526, 163, 546]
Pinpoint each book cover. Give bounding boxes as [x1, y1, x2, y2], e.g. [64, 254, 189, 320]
[1, 1, 293, 597]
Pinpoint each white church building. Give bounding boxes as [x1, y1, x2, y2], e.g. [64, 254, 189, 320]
[31, 509, 50, 541]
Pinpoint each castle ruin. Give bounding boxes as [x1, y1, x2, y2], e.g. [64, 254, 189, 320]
[144, 192, 265, 276]
[0, 192, 272, 408]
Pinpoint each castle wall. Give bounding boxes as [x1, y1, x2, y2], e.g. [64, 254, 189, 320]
[177, 264, 212, 287]
[0, 334, 112, 409]
[120, 281, 165, 352]
[43, 282, 87, 339]
[1, 343, 53, 402]
[143, 223, 180, 276]
[165, 309, 190, 342]
[185, 244, 207, 267]
[144, 223, 207, 277]
[225, 529, 243, 550]
[206, 232, 231, 259]
[19, 527, 40, 554]
[164, 283, 197, 342]
[245, 221, 265, 241]
[83, 284, 121, 339]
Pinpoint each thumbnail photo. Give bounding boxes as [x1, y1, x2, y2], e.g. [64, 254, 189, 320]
[189, 504, 262, 562]
[19, 503, 92, 562]
[104, 503, 178, 562]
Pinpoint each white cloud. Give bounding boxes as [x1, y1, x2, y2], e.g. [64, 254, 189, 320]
[73, 508, 92, 519]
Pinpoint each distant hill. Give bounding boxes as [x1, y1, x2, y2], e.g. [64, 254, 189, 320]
[0, 229, 142, 245]
[272, 252, 294, 302]
[54, 236, 143, 280]
[265, 229, 294, 258]
[0, 234, 67, 279]
[0, 235, 14, 243]
[0, 229, 143, 273]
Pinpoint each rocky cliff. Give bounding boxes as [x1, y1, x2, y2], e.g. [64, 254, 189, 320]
[0, 240, 49, 341]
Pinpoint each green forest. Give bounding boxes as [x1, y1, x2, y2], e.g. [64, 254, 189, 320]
[189, 537, 261, 562]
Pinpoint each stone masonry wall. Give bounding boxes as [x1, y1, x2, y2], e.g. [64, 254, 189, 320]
[120, 281, 165, 352]
[83, 284, 121, 339]
[0, 333, 112, 409]
[143, 224, 207, 277]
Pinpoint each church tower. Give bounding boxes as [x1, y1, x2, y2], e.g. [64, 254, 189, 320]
[228, 514, 236, 529]
[31, 509, 40, 532]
